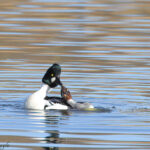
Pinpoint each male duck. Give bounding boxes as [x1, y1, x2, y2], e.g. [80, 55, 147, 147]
[25, 64, 68, 110]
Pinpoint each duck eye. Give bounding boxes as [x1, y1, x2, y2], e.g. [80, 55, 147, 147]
[51, 73, 54, 77]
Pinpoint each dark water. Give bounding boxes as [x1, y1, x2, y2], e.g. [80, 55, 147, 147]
[1, 0, 150, 149]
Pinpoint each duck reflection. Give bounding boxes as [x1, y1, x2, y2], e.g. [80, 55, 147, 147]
[26, 109, 71, 150]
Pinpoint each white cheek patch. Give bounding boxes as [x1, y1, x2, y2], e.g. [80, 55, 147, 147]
[51, 77, 56, 83]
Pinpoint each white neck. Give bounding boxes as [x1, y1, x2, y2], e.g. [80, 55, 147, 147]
[67, 99, 76, 107]
[40, 84, 52, 95]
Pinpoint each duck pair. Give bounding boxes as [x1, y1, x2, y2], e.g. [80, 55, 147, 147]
[25, 64, 94, 110]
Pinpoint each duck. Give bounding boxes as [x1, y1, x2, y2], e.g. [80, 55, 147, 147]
[45, 85, 94, 110]
[25, 64, 68, 110]
[60, 86, 94, 110]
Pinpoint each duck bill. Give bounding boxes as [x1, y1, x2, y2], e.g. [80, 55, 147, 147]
[57, 77, 63, 86]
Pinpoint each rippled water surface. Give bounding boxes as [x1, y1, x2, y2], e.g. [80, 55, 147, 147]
[1, 0, 150, 149]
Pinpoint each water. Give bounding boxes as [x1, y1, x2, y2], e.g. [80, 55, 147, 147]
[0, 0, 150, 149]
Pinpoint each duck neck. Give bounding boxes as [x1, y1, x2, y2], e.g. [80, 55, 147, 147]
[67, 99, 76, 107]
[39, 84, 52, 96]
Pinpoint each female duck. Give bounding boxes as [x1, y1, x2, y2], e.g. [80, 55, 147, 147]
[61, 86, 94, 110]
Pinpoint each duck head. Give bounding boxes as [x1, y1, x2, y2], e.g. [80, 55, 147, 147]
[61, 86, 72, 101]
[42, 63, 62, 88]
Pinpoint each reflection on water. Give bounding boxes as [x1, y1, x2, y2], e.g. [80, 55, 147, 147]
[1, 0, 150, 149]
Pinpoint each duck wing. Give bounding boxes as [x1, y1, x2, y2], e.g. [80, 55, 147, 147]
[45, 96, 63, 103]
[45, 96, 72, 108]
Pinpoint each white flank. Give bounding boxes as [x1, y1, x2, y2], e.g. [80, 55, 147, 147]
[45, 104, 68, 110]
[25, 84, 51, 110]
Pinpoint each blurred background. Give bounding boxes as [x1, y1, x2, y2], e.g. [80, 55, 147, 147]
[0, 0, 150, 150]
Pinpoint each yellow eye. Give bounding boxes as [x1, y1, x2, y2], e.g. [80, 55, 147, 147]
[51, 74, 54, 77]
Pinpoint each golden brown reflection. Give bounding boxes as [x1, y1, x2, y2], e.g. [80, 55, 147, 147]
[0, 0, 150, 69]
[0, 0, 150, 95]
